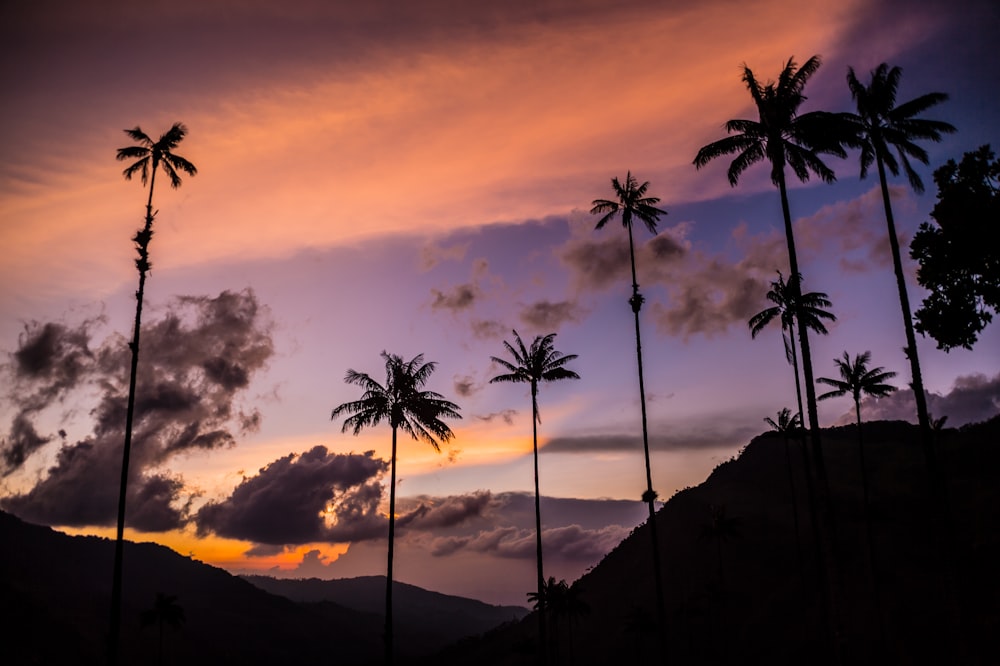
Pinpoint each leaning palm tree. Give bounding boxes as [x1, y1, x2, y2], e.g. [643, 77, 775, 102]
[332, 352, 460, 666]
[140, 592, 185, 666]
[818, 350, 897, 645]
[694, 56, 847, 488]
[843, 63, 955, 469]
[590, 171, 668, 632]
[110, 123, 196, 666]
[490, 330, 579, 663]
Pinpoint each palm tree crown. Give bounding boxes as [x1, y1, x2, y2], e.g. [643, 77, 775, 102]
[590, 172, 667, 290]
[845, 63, 956, 193]
[116, 123, 198, 190]
[333, 352, 461, 448]
[693, 55, 846, 187]
[749, 272, 836, 339]
[818, 351, 897, 406]
[490, 331, 580, 411]
[764, 407, 802, 434]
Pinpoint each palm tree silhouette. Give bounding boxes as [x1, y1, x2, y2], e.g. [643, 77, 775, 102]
[331, 352, 461, 666]
[764, 408, 807, 593]
[490, 330, 579, 663]
[140, 592, 185, 666]
[590, 171, 668, 634]
[843, 62, 955, 492]
[749, 271, 836, 433]
[694, 56, 846, 490]
[110, 123, 196, 666]
[818, 350, 897, 645]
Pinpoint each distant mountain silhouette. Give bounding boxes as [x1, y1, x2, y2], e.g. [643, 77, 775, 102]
[244, 574, 526, 650]
[0, 512, 517, 665]
[434, 417, 1000, 666]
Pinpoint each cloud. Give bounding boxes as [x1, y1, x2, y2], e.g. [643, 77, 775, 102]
[471, 319, 507, 340]
[452, 374, 480, 397]
[475, 409, 518, 426]
[196, 446, 388, 544]
[544, 424, 758, 453]
[429, 523, 630, 561]
[846, 372, 1000, 427]
[395, 491, 495, 529]
[430, 283, 479, 312]
[519, 300, 583, 331]
[420, 241, 469, 270]
[0, 290, 274, 530]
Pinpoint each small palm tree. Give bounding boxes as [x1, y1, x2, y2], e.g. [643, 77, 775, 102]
[749, 271, 836, 430]
[490, 330, 579, 662]
[590, 171, 668, 631]
[818, 351, 896, 642]
[695, 56, 847, 488]
[140, 592, 185, 666]
[110, 123, 196, 666]
[699, 504, 743, 589]
[844, 62, 956, 499]
[332, 352, 461, 666]
[764, 408, 806, 592]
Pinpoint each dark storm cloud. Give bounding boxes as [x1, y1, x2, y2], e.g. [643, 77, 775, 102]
[0, 290, 275, 530]
[430, 283, 479, 312]
[519, 300, 582, 331]
[196, 446, 388, 544]
[847, 372, 1000, 428]
[396, 491, 495, 529]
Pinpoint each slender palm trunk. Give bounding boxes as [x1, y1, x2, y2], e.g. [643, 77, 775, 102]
[531, 384, 548, 665]
[782, 431, 806, 593]
[109, 166, 157, 666]
[625, 225, 667, 653]
[777, 171, 841, 662]
[853, 399, 886, 651]
[385, 426, 398, 666]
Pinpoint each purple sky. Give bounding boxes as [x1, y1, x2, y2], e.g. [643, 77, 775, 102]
[1, 0, 998, 605]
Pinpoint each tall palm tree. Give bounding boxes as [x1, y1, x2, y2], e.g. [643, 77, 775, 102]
[843, 63, 955, 466]
[694, 55, 846, 487]
[140, 592, 185, 666]
[590, 171, 668, 633]
[332, 352, 460, 666]
[764, 408, 806, 593]
[490, 330, 579, 663]
[110, 123, 196, 666]
[818, 350, 896, 644]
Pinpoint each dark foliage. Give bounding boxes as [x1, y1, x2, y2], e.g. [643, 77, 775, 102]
[911, 145, 1000, 350]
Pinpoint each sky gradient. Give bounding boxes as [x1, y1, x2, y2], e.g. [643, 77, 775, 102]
[2, 0, 999, 605]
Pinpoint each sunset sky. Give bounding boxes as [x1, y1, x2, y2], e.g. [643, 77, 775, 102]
[2, 0, 998, 606]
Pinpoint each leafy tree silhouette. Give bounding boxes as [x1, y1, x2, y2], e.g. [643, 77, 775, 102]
[843, 61, 955, 457]
[490, 330, 579, 664]
[528, 577, 590, 666]
[140, 592, 185, 666]
[331, 352, 461, 666]
[818, 350, 897, 648]
[589, 171, 669, 640]
[110, 123, 196, 666]
[912, 144, 1000, 350]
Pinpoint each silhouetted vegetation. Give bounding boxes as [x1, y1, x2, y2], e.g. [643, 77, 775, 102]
[331, 352, 461, 665]
[110, 122, 197, 666]
[490, 330, 580, 664]
[911, 144, 1000, 350]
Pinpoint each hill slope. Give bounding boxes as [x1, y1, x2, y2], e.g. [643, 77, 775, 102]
[435, 418, 1000, 666]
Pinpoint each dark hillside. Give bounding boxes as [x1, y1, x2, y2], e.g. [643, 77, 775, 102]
[436, 417, 1000, 665]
